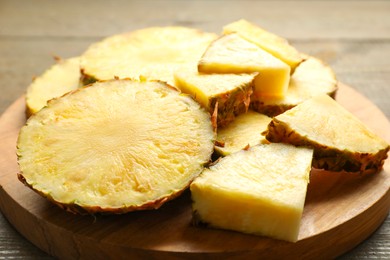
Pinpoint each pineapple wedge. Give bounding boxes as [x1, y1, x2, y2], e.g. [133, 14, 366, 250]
[223, 19, 303, 71]
[265, 94, 390, 174]
[25, 57, 80, 117]
[251, 56, 338, 117]
[80, 27, 217, 86]
[215, 110, 272, 156]
[198, 33, 291, 98]
[191, 143, 313, 242]
[174, 67, 256, 127]
[17, 79, 215, 214]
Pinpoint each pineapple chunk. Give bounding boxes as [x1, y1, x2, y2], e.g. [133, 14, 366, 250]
[174, 67, 256, 127]
[17, 79, 215, 214]
[215, 110, 272, 156]
[26, 57, 80, 117]
[223, 19, 303, 71]
[265, 94, 390, 174]
[198, 33, 290, 98]
[251, 56, 338, 117]
[191, 143, 313, 242]
[80, 27, 217, 86]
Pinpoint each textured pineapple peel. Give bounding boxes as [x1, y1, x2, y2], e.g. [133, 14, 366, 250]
[174, 67, 256, 127]
[17, 79, 215, 214]
[265, 94, 390, 174]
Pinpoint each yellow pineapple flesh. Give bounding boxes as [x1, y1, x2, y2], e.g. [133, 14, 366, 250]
[251, 56, 338, 117]
[223, 19, 303, 71]
[191, 143, 313, 242]
[265, 94, 389, 174]
[25, 57, 80, 117]
[215, 110, 272, 156]
[80, 27, 217, 86]
[198, 33, 290, 98]
[17, 79, 215, 214]
[174, 67, 256, 127]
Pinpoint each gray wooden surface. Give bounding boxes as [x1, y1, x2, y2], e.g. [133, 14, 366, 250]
[0, 0, 389, 258]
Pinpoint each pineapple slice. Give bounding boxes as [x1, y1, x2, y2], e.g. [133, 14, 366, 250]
[25, 57, 80, 117]
[223, 19, 303, 71]
[198, 33, 291, 98]
[251, 56, 338, 117]
[17, 79, 215, 214]
[215, 110, 272, 156]
[191, 143, 313, 242]
[265, 94, 390, 174]
[174, 67, 256, 127]
[80, 27, 217, 86]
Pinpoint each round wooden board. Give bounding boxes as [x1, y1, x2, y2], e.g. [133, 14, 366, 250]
[0, 83, 389, 259]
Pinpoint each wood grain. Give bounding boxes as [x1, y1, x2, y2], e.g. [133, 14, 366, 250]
[0, 84, 389, 259]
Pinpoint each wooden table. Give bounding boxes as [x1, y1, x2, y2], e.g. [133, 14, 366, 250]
[0, 0, 389, 258]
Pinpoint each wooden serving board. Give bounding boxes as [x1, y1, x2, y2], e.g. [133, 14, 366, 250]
[0, 84, 389, 259]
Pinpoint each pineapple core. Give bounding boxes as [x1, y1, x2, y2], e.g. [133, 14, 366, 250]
[198, 33, 290, 98]
[223, 19, 303, 71]
[26, 57, 80, 116]
[191, 143, 313, 242]
[17, 79, 215, 214]
[215, 110, 272, 156]
[174, 68, 256, 127]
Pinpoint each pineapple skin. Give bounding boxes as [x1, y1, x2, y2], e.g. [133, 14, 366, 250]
[80, 70, 98, 86]
[17, 173, 186, 215]
[174, 69, 255, 128]
[265, 119, 389, 174]
[208, 83, 253, 128]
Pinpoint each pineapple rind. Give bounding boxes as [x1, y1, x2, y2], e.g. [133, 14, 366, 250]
[80, 27, 217, 86]
[251, 56, 338, 117]
[266, 119, 389, 174]
[215, 110, 272, 156]
[223, 19, 303, 71]
[208, 85, 253, 128]
[26, 57, 80, 117]
[265, 95, 390, 174]
[174, 69, 255, 127]
[79, 71, 97, 86]
[191, 143, 313, 242]
[17, 79, 215, 214]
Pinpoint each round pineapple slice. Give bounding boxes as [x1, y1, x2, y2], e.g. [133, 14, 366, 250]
[17, 79, 215, 214]
[80, 27, 217, 86]
[26, 57, 80, 117]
